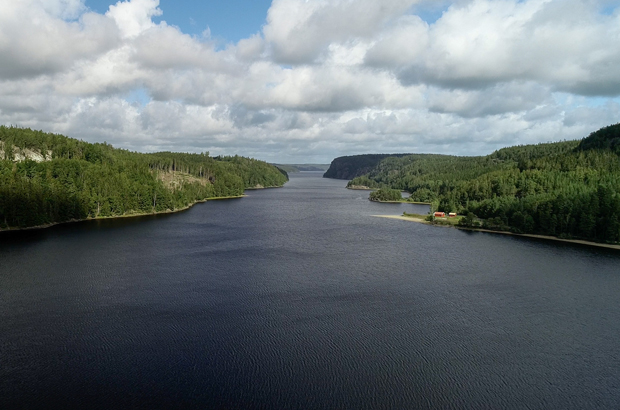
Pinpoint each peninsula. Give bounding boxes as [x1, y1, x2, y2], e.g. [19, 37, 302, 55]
[373, 214, 620, 251]
[0, 127, 288, 231]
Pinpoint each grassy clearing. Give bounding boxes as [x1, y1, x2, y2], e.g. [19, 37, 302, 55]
[402, 212, 429, 219]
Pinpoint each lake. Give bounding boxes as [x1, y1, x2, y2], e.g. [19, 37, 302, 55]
[1, 172, 620, 409]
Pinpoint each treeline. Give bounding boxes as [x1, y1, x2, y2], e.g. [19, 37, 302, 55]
[369, 188, 403, 202]
[347, 124, 620, 243]
[0, 126, 288, 229]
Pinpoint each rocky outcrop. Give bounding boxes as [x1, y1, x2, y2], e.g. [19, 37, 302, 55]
[0, 142, 52, 162]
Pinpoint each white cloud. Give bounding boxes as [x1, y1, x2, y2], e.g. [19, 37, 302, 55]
[236, 34, 266, 61]
[394, 0, 620, 95]
[131, 24, 236, 72]
[263, 0, 419, 64]
[0, 0, 619, 163]
[427, 82, 552, 117]
[262, 65, 419, 112]
[32, 0, 86, 20]
[106, 0, 162, 38]
[0, 1, 119, 79]
[364, 15, 429, 67]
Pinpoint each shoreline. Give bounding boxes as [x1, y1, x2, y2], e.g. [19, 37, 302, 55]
[244, 185, 284, 190]
[0, 194, 247, 233]
[370, 199, 408, 204]
[372, 214, 430, 224]
[372, 215, 620, 251]
[370, 199, 431, 205]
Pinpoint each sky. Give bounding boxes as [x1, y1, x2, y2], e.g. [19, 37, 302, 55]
[1, 0, 620, 163]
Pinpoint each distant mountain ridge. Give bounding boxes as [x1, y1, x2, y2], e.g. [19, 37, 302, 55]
[273, 163, 330, 173]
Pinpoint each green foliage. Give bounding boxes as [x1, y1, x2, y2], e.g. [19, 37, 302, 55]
[348, 124, 620, 244]
[578, 123, 620, 154]
[369, 188, 403, 202]
[402, 212, 428, 219]
[347, 175, 382, 189]
[0, 126, 288, 229]
[458, 212, 480, 228]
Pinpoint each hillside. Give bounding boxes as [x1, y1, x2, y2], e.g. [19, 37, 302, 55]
[323, 154, 411, 180]
[0, 126, 288, 230]
[347, 124, 620, 244]
[273, 163, 330, 173]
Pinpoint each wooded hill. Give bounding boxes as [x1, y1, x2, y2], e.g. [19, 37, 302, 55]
[345, 124, 620, 244]
[273, 163, 330, 173]
[323, 154, 411, 180]
[0, 126, 288, 229]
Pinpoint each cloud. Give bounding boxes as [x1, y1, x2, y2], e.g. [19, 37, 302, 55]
[391, 0, 620, 95]
[262, 65, 412, 112]
[229, 105, 276, 128]
[427, 82, 552, 118]
[106, 0, 162, 38]
[35, 0, 86, 20]
[0, 1, 119, 79]
[131, 24, 234, 71]
[263, 0, 419, 64]
[236, 34, 265, 61]
[364, 15, 429, 67]
[0, 0, 619, 163]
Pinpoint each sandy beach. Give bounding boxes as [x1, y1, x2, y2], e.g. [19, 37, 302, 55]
[372, 214, 429, 223]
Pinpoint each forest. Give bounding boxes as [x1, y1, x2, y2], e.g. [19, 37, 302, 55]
[346, 123, 620, 244]
[0, 126, 288, 230]
[323, 154, 410, 180]
[369, 188, 404, 202]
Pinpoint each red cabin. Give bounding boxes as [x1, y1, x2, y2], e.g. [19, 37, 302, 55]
[434, 212, 446, 217]
[449, 213, 457, 218]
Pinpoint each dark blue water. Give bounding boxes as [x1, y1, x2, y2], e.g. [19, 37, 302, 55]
[2, 172, 620, 409]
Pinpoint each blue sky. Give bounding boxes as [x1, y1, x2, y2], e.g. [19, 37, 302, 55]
[85, 0, 451, 41]
[86, 0, 273, 42]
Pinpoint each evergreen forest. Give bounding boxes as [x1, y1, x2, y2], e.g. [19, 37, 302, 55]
[369, 188, 404, 202]
[0, 127, 288, 230]
[345, 123, 620, 244]
[322, 154, 410, 180]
